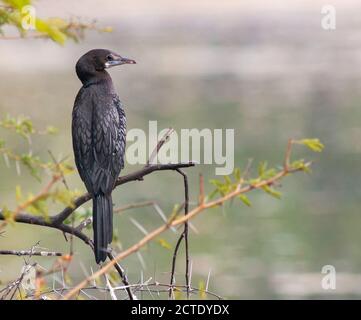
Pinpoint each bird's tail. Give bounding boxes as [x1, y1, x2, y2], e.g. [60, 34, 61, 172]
[93, 193, 113, 264]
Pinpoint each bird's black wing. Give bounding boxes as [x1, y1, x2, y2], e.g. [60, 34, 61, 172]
[72, 88, 95, 193]
[91, 94, 126, 194]
[111, 94, 127, 175]
[73, 89, 126, 196]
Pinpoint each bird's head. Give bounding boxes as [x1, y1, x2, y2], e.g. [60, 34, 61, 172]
[76, 49, 136, 84]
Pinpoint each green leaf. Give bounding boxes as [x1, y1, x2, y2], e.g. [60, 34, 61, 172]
[224, 175, 232, 185]
[238, 194, 251, 207]
[3, 0, 31, 10]
[258, 161, 267, 176]
[296, 139, 324, 152]
[198, 280, 206, 299]
[290, 159, 311, 173]
[174, 289, 183, 300]
[20, 153, 41, 180]
[1, 206, 13, 222]
[15, 185, 22, 202]
[233, 168, 241, 181]
[209, 179, 223, 188]
[262, 185, 282, 199]
[52, 188, 80, 208]
[28, 198, 49, 218]
[35, 18, 67, 45]
[157, 238, 172, 250]
[208, 188, 219, 199]
[46, 126, 58, 135]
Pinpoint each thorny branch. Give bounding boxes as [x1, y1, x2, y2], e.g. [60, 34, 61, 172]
[1, 134, 320, 299]
[0, 250, 62, 257]
[62, 139, 314, 299]
[19, 281, 223, 300]
[0, 162, 195, 299]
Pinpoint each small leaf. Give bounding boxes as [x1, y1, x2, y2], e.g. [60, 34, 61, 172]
[64, 273, 73, 286]
[3, 0, 31, 10]
[46, 126, 58, 135]
[1, 206, 14, 223]
[224, 176, 232, 185]
[15, 185, 22, 202]
[208, 189, 219, 199]
[100, 26, 113, 33]
[174, 289, 183, 300]
[238, 194, 251, 207]
[234, 168, 241, 181]
[262, 185, 282, 199]
[198, 280, 206, 299]
[157, 238, 172, 250]
[35, 18, 67, 45]
[258, 161, 267, 176]
[296, 139, 324, 152]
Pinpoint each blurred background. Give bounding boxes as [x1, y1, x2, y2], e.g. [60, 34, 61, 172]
[1, 0, 361, 299]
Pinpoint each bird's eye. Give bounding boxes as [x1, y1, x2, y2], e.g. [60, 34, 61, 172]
[106, 55, 113, 61]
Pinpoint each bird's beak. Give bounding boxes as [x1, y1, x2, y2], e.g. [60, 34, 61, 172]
[105, 56, 136, 68]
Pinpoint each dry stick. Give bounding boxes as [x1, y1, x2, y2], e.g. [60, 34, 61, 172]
[107, 252, 135, 300]
[75, 217, 92, 231]
[0, 250, 62, 257]
[52, 162, 194, 225]
[32, 282, 223, 300]
[135, 282, 223, 300]
[0, 34, 48, 40]
[168, 232, 185, 299]
[284, 138, 293, 169]
[171, 169, 190, 299]
[183, 174, 190, 299]
[198, 174, 205, 205]
[62, 141, 309, 299]
[146, 128, 174, 166]
[114, 201, 155, 214]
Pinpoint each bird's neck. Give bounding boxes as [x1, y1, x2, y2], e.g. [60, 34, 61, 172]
[81, 70, 114, 90]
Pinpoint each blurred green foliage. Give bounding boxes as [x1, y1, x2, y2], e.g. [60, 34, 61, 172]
[0, 0, 112, 44]
[0, 115, 81, 223]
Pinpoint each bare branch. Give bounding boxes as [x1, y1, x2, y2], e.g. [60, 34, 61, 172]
[170, 169, 190, 299]
[0, 250, 62, 257]
[147, 128, 174, 166]
[114, 201, 155, 214]
[52, 162, 195, 225]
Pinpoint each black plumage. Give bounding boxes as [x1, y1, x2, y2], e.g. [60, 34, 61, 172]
[72, 49, 135, 263]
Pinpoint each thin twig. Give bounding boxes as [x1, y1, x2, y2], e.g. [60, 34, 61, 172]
[169, 168, 190, 299]
[147, 128, 174, 166]
[107, 252, 135, 300]
[0, 250, 62, 257]
[168, 232, 185, 299]
[199, 174, 204, 205]
[176, 169, 190, 299]
[114, 201, 155, 214]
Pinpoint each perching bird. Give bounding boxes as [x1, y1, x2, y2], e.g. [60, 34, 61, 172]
[72, 49, 136, 263]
